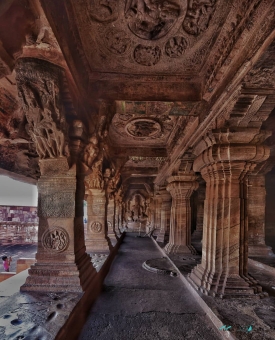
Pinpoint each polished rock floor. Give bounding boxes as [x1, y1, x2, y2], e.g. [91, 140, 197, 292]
[78, 233, 222, 340]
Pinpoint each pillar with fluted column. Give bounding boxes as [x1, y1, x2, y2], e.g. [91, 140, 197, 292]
[156, 190, 172, 243]
[247, 173, 273, 256]
[189, 141, 270, 298]
[191, 178, 206, 248]
[107, 196, 118, 247]
[164, 174, 198, 254]
[153, 193, 162, 234]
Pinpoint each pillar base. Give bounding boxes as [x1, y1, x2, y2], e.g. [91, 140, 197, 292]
[164, 243, 197, 255]
[108, 232, 118, 247]
[248, 244, 274, 257]
[156, 231, 165, 243]
[20, 253, 96, 293]
[188, 264, 262, 298]
[86, 236, 111, 253]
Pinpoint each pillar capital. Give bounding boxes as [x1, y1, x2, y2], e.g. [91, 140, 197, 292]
[166, 173, 199, 198]
[194, 144, 270, 173]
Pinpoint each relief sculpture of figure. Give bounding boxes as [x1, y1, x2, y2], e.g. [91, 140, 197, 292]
[88, 157, 103, 190]
[125, 0, 180, 40]
[19, 79, 67, 159]
[83, 135, 99, 169]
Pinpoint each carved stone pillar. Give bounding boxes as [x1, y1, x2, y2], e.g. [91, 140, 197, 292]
[16, 58, 96, 292]
[247, 174, 273, 256]
[189, 142, 269, 298]
[153, 194, 162, 233]
[191, 178, 206, 247]
[107, 197, 117, 247]
[114, 197, 122, 236]
[86, 189, 111, 253]
[157, 191, 172, 243]
[164, 175, 198, 254]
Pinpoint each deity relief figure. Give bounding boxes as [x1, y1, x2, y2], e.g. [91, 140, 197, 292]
[83, 135, 99, 169]
[125, 0, 180, 40]
[84, 157, 103, 193]
[131, 194, 145, 221]
[16, 63, 68, 160]
[44, 229, 68, 252]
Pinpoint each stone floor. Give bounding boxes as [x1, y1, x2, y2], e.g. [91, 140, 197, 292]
[0, 237, 275, 339]
[78, 233, 222, 340]
[156, 240, 275, 340]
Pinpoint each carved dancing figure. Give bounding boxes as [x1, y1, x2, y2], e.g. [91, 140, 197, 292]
[83, 136, 99, 168]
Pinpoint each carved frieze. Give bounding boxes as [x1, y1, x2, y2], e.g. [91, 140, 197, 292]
[42, 227, 69, 252]
[38, 191, 75, 218]
[126, 156, 166, 167]
[39, 158, 70, 176]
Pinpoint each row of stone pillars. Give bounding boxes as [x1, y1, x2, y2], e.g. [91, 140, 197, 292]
[152, 139, 273, 298]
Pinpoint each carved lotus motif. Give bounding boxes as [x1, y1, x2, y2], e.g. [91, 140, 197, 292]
[125, 0, 181, 40]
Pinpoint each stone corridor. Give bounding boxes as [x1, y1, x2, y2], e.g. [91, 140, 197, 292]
[78, 233, 221, 340]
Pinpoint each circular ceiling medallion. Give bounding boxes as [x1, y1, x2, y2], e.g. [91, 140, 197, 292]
[126, 118, 161, 138]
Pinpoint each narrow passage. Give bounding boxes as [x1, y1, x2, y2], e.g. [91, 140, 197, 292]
[79, 234, 221, 340]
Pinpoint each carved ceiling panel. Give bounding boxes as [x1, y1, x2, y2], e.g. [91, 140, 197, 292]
[109, 100, 198, 146]
[70, 0, 228, 75]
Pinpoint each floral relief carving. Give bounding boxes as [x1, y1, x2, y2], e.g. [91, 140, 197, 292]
[42, 227, 69, 252]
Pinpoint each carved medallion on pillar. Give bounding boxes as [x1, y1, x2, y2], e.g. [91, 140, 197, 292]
[164, 174, 198, 254]
[189, 142, 270, 298]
